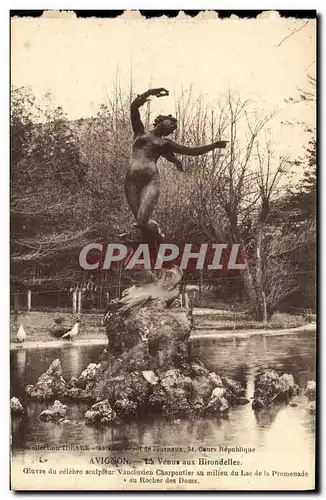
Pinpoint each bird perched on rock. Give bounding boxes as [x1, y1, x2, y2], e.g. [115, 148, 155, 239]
[16, 324, 26, 343]
[61, 320, 80, 341]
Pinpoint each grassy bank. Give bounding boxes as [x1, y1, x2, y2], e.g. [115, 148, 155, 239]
[195, 311, 309, 332]
[10, 309, 313, 345]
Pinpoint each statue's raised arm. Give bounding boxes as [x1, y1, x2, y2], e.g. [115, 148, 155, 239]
[163, 138, 228, 157]
[130, 88, 169, 135]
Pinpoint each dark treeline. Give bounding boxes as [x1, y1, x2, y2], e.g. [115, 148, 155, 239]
[10, 83, 316, 318]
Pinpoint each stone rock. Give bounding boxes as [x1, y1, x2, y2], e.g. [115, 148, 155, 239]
[148, 385, 167, 412]
[38, 400, 67, 422]
[150, 370, 194, 417]
[147, 382, 191, 418]
[192, 396, 206, 412]
[280, 373, 299, 396]
[222, 377, 246, 397]
[190, 361, 210, 378]
[65, 387, 82, 399]
[114, 398, 137, 419]
[162, 387, 191, 418]
[189, 374, 215, 413]
[161, 369, 192, 394]
[192, 375, 214, 401]
[209, 387, 226, 401]
[94, 371, 151, 407]
[145, 370, 194, 417]
[262, 370, 278, 381]
[25, 359, 67, 400]
[66, 377, 78, 389]
[252, 397, 264, 410]
[85, 399, 117, 426]
[280, 373, 295, 387]
[206, 387, 229, 414]
[208, 372, 224, 388]
[10, 397, 24, 415]
[75, 363, 99, 389]
[252, 370, 299, 409]
[306, 381, 316, 401]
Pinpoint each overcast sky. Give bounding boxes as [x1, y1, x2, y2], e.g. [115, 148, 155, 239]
[11, 12, 316, 161]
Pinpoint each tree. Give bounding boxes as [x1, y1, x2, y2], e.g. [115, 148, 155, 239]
[11, 87, 90, 290]
[277, 75, 316, 310]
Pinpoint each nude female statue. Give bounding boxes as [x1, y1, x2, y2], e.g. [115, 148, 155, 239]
[125, 88, 228, 240]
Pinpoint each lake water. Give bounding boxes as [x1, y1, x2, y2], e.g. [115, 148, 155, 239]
[10, 332, 316, 490]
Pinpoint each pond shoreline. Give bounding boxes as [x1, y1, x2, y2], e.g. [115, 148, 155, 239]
[10, 322, 316, 351]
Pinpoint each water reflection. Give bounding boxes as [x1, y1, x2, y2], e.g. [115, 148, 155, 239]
[246, 369, 255, 400]
[64, 345, 84, 378]
[253, 403, 285, 428]
[15, 349, 27, 379]
[10, 332, 315, 459]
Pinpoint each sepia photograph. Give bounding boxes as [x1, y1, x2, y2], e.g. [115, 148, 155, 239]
[10, 10, 316, 491]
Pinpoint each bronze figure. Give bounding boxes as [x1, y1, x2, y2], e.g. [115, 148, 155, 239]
[125, 88, 228, 240]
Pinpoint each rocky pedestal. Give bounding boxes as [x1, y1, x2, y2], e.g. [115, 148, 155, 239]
[24, 267, 249, 424]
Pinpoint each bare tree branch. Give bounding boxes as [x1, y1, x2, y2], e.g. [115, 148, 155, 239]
[276, 20, 310, 47]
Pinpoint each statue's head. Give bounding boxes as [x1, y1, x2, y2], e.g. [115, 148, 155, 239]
[153, 114, 177, 136]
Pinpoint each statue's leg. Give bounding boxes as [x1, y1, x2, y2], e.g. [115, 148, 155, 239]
[124, 178, 141, 219]
[137, 177, 162, 236]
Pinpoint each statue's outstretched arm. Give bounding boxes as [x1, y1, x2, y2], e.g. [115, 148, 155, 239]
[164, 139, 228, 157]
[131, 88, 169, 135]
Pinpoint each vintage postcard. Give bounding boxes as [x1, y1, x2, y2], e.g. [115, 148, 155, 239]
[10, 10, 316, 491]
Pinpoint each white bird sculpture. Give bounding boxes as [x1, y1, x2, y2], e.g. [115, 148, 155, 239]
[16, 324, 26, 344]
[61, 320, 80, 341]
